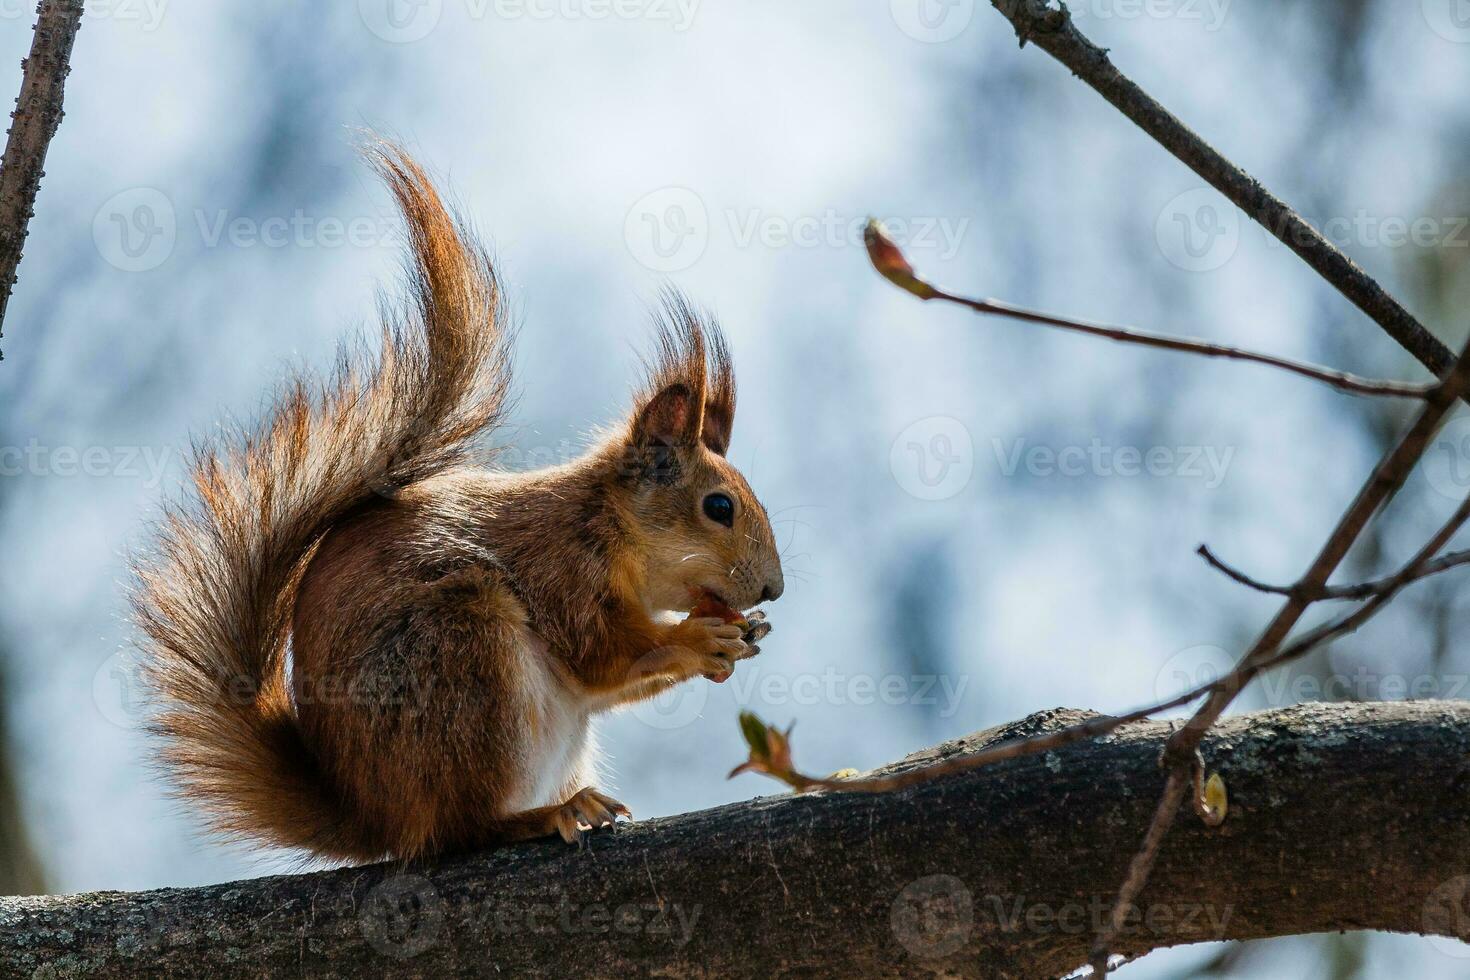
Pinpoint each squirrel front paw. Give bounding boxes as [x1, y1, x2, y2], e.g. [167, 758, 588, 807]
[662, 615, 748, 683]
[709, 611, 774, 680]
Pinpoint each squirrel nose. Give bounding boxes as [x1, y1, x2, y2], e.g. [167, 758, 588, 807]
[761, 578, 784, 603]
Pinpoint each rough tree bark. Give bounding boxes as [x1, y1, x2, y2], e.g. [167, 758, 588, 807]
[4, 701, 1469, 978]
[0, 0, 84, 356]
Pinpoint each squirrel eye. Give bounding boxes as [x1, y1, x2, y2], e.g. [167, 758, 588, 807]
[702, 492, 735, 527]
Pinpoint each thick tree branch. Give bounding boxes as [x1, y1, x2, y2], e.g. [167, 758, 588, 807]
[987, 0, 1455, 381]
[5, 701, 1470, 978]
[0, 0, 83, 357]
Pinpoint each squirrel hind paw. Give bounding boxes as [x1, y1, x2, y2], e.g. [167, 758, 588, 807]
[555, 787, 632, 844]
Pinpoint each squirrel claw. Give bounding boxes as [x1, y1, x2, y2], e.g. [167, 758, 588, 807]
[554, 787, 631, 844]
[742, 610, 773, 646]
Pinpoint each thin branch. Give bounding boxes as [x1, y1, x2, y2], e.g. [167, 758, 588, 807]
[1085, 339, 1470, 970]
[863, 221, 1433, 400]
[1075, 486, 1470, 971]
[1168, 340, 1470, 758]
[1088, 768, 1190, 977]
[733, 492, 1470, 804]
[733, 356, 1470, 807]
[0, 0, 84, 358]
[985, 0, 1454, 381]
[1196, 544, 1300, 596]
[729, 677, 1218, 796]
[965, 7, 1470, 964]
[1198, 543, 1470, 601]
[726, 337, 1470, 964]
[1270, 492, 1470, 665]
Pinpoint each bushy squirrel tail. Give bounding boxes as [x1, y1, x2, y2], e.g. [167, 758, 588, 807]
[131, 142, 511, 858]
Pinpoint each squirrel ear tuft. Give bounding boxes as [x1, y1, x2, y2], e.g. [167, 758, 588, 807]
[632, 382, 701, 449]
[701, 326, 736, 456]
[701, 400, 732, 456]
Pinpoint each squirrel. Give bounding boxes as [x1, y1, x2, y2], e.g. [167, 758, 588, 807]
[129, 142, 785, 863]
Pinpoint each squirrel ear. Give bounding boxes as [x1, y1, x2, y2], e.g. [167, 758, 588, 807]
[627, 382, 702, 484]
[631, 382, 702, 450]
[701, 400, 732, 456]
[701, 322, 736, 456]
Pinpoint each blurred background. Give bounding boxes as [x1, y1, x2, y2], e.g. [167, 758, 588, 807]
[2, 0, 1469, 975]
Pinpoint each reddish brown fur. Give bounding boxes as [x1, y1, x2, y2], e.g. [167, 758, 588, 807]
[131, 142, 783, 862]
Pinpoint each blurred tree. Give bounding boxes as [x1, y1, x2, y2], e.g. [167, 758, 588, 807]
[0, 654, 45, 895]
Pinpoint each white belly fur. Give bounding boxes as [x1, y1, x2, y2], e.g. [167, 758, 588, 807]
[505, 632, 597, 813]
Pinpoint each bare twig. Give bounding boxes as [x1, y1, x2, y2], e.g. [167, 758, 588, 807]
[1169, 342, 1470, 757]
[1270, 493, 1470, 666]
[0, 0, 84, 357]
[733, 496, 1469, 804]
[1088, 768, 1190, 976]
[729, 682, 1217, 796]
[732, 337, 1470, 971]
[1076, 480, 1470, 970]
[965, 6, 1470, 965]
[1085, 341, 1470, 970]
[1198, 543, 1470, 601]
[984, 0, 1454, 381]
[863, 221, 1433, 400]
